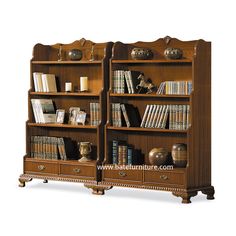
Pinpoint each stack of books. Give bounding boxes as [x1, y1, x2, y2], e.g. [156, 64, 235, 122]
[157, 81, 192, 95]
[30, 136, 78, 160]
[111, 103, 141, 127]
[33, 72, 57, 92]
[90, 102, 100, 126]
[31, 99, 56, 123]
[141, 104, 169, 128]
[111, 140, 143, 165]
[112, 70, 141, 94]
[140, 104, 191, 130]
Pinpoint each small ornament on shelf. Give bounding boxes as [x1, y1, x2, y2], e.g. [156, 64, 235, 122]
[78, 142, 92, 162]
[80, 76, 88, 92]
[89, 44, 95, 61]
[58, 44, 63, 61]
[136, 73, 157, 94]
[65, 82, 72, 92]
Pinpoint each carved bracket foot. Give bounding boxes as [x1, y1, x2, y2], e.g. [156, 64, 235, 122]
[202, 186, 215, 200]
[84, 184, 113, 195]
[18, 175, 32, 187]
[172, 191, 198, 204]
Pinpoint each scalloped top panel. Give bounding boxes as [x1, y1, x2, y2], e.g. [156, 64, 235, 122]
[112, 36, 209, 60]
[32, 38, 112, 61]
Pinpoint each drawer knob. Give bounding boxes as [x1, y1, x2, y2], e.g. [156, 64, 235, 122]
[119, 171, 127, 177]
[160, 175, 168, 180]
[38, 165, 45, 171]
[73, 168, 81, 173]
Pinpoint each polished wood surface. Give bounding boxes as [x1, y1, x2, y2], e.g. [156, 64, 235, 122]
[19, 37, 214, 203]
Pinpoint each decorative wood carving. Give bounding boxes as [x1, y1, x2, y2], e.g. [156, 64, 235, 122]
[18, 176, 32, 187]
[84, 184, 113, 195]
[172, 190, 198, 204]
[201, 186, 215, 200]
[163, 36, 171, 45]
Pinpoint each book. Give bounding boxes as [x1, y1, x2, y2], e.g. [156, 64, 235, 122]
[33, 72, 43, 92]
[42, 74, 57, 92]
[31, 99, 56, 123]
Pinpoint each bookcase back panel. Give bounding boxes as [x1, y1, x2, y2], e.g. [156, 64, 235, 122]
[106, 129, 187, 165]
[32, 64, 102, 93]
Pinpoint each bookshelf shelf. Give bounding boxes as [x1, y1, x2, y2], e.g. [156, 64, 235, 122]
[112, 59, 192, 64]
[30, 92, 100, 97]
[109, 93, 190, 98]
[28, 123, 98, 129]
[107, 126, 188, 133]
[32, 60, 102, 65]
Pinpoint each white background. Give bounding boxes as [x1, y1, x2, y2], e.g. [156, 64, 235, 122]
[0, 0, 235, 235]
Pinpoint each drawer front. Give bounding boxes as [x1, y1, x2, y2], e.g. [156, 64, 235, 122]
[144, 171, 185, 186]
[60, 164, 95, 178]
[103, 169, 142, 182]
[24, 160, 58, 175]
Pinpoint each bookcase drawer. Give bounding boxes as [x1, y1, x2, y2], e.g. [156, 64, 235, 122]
[103, 169, 142, 182]
[144, 170, 185, 186]
[59, 164, 95, 178]
[24, 160, 58, 175]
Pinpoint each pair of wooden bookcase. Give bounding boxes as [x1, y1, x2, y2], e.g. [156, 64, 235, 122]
[19, 37, 215, 203]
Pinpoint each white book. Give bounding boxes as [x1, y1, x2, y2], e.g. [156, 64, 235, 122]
[147, 105, 156, 128]
[140, 105, 150, 128]
[37, 99, 56, 123]
[161, 105, 169, 129]
[157, 105, 166, 128]
[154, 105, 163, 128]
[33, 72, 43, 92]
[151, 105, 160, 128]
[124, 71, 131, 94]
[31, 99, 39, 123]
[42, 74, 57, 92]
[145, 105, 153, 128]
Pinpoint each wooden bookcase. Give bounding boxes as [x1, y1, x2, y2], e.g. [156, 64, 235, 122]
[99, 36, 214, 203]
[19, 37, 214, 203]
[19, 39, 112, 187]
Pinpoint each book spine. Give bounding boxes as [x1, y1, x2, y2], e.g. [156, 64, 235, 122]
[147, 105, 156, 128]
[120, 104, 130, 127]
[145, 105, 153, 128]
[127, 147, 133, 165]
[151, 105, 159, 128]
[140, 105, 150, 128]
[112, 140, 118, 164]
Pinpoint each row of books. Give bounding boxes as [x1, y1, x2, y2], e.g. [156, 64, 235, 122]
[112, 70, 141, 94]
[90, 103, 100, 125]
[33, 72, 57, 92]
[141, 104, 190, 130]
[111, 103, 141, 127]
[157, 81, 192, 95]
[30, 136, 78, 160]
[111, 140, 143, 165]
[31, 99, 56, 123]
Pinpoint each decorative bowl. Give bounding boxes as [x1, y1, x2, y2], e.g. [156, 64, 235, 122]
[148, 147, 169, 166]
[131, 48, 153, 60]
[171, 143, 187, 167]
[164, 47, 183, 59]
[68, 49, 83, 60]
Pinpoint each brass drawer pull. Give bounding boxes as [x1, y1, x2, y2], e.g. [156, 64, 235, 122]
[73, 168, 81, 173]
[38, 165, 45, 171]
[119, 171, 127, 177]
[160, 175, 168, 180]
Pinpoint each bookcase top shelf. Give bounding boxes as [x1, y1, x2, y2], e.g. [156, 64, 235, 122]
[28, 123, 98, 129]
[30, 92, 100, 97]
[32, 60, 103, 65]
[111, 59, 192, 64]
